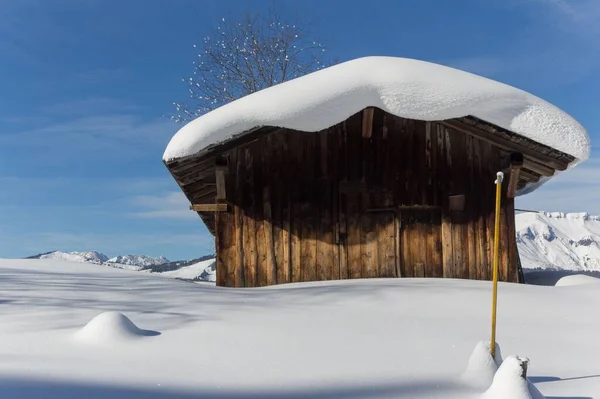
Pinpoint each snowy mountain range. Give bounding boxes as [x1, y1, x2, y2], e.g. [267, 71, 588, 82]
[28, 251, 167, 269]
[516, 212, 600, 271]
[29, 250, 110, 265]
[26, 250, 216, 282]
[107, 254, 170, 268]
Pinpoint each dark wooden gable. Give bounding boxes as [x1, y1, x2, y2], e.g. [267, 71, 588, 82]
[164, 108, 575, 237]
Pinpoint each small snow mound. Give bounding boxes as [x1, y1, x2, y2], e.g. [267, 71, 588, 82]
[461, 341, 503, 390]
[555, 274, 600, 287]
[74, 312, 160, 345]
[483, 356, 545, 399]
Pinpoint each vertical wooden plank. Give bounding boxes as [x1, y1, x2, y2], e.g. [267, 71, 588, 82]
[377, 191, 396, 278]
[253, 140, 268, 287]
[263, 187, 277, 285]
[430, 210, 444, 277]
[450, 128, 469, 279]
[290, 198, 302, 283]
[347, 193, 362, 279]
[242, 146, 258, 287]
[338, 120, 351, 279]
[317, 180, 334, 280]
[440, 124, 453, 277]
[215, 169, 226, 200]
[424, 209, 435, 277]
[435, 122, 445, 207]
[395, 211, 402, 277]
[466, 135, 478, 280]
[233, 148, 245, 286]
[338, 192, 349, 279]
[301, 201, 317, 282]
[234, 205, 244, 287]
[331, 126, 341, 280]
[403, 119, 415, 203]
[280, 187, 291, 284]
[317, 129, 334, 281]
[430, 122, 439, 207]
[360, 207, 377, 278]
[269, 134, 282, 285]
[471, 137, 487, 280]
[300, 135, 317, 282]
[362, 107, 374, 138]
[499, 200, 509, 282]
[218, 210, 237, 287]
[414, 210, 428, 277]
[400, 212, 413, 277]
[215, 211, 226, 286]
[376, 212, 396, 277]
[289, 133, 303, 283]
[505, 197, 518, 282]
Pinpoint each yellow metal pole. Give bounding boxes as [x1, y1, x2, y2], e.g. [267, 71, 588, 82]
[490, 171, 504, 359]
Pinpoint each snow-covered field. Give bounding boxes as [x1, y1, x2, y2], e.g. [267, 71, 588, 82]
[0, 258, 598, 398]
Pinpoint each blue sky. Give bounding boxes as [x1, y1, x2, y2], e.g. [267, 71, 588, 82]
[0, 0, 598, 260]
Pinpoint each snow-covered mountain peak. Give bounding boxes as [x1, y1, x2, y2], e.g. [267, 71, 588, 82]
[39, 251, 109, 265]
[107, 254, 169, 267]
[516, 212, 600, 271]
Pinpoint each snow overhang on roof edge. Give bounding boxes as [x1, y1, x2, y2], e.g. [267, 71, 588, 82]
[163, 56, 591, 195]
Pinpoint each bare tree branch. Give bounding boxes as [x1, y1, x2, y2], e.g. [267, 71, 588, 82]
[171, 8, 332, 124]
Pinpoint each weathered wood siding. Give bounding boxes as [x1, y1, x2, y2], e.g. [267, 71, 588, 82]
[215, 109, 519, 287]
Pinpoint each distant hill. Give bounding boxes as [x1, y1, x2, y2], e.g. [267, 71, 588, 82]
[25, 250, 216, 282]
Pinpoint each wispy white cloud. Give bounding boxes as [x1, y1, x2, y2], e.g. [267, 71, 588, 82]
[128, 192, 197, 221]
[0, 113, 176, 163]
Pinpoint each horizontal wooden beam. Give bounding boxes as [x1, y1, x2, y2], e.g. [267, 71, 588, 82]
[522, 159, 554, 177]
[518, 169, 541, 183]
[190, 203, 229, 212]
[441, 120, 569, 171]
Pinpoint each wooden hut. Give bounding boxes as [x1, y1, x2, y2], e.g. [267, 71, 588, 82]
[163, 57, 587, 288]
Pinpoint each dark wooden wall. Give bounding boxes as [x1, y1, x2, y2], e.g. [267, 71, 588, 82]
[215, 109, 519, 287]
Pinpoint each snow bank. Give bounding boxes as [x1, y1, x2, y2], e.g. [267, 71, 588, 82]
[555, 274, 600, 287]
[461, 341, 503, 390]
[483, 356, 545, 399]
[74, 312, 160, 345]
[163, 56, 590, 191]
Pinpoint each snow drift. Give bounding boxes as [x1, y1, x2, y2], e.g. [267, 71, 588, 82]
[461, 341, 503, 390]
[163, 56, 590, 194]
[483, 356, 545, 399]
[74, 311, 160, 345]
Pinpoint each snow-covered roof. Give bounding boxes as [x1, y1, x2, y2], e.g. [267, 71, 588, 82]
[163, 56, 590, 170]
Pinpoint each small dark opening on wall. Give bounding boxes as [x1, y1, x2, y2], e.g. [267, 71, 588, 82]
[449, 194, 465, 212]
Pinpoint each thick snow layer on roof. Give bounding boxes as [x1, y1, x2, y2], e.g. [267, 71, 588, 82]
[163, 56, 590, 171]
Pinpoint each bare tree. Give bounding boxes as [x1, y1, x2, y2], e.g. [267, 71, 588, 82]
[172, 8, 332, 123]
